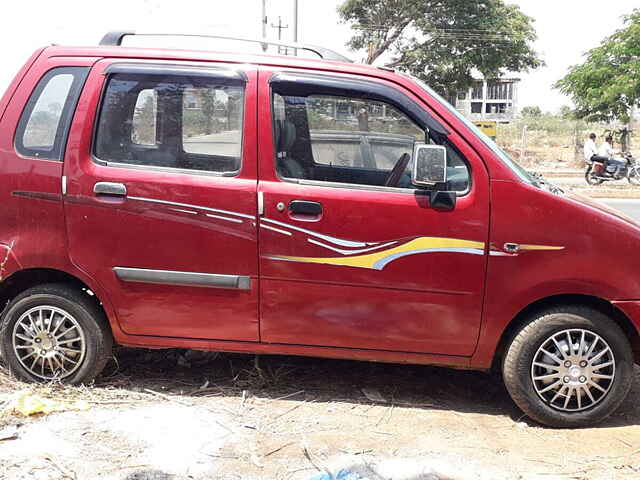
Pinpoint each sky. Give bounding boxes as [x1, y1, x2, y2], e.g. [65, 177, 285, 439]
[0, 0, 637, 113]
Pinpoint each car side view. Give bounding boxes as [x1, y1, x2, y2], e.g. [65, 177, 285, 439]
[1, 32, 639, 427]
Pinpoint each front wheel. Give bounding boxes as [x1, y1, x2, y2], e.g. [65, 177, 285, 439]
[502, 306, 633, 427]
[0, 284, 113, 384]
[628, 166, 640, 186]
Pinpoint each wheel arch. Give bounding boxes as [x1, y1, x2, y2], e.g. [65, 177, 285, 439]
[491, 293, 640, 371]
[0, 268, 111, 331]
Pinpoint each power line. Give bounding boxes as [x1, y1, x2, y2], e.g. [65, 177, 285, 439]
[352, 24, 518, 40]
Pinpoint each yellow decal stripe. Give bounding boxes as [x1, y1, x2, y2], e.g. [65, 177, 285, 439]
[269, 237, 485, 270]
[519, 244, 565, 251]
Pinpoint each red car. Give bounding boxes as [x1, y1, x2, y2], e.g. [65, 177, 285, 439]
[0, 32, 638, 427]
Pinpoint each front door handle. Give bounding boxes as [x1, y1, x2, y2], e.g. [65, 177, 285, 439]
[289, 200, 322, 216]
[504, 242, 520, 253]
[94, 182, 127, 197]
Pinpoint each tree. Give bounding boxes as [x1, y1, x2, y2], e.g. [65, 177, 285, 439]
[555, 9, 640, 124]
[558, 105, 576, 120]
[338, 0, 543, 97]
[521, 106, 542, 118]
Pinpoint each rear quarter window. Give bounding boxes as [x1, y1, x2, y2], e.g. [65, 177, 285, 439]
[15, 67, 89, 160]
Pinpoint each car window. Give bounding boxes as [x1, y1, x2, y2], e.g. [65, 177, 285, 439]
[272, 90, 470, 192]
[94, 72, 244, 174]
[15, 67, 88, 160]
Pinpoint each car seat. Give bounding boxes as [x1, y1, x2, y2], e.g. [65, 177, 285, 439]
[275, 120, 306, 179]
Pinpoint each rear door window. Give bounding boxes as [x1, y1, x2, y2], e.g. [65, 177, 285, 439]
[94, 71, 245, 175]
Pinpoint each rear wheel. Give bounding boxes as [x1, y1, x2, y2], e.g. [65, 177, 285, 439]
[502, 306, 633, 427]
[628, 166, 640, 186]
[585, 169, 604, 185]
[0, 284, 113, 384]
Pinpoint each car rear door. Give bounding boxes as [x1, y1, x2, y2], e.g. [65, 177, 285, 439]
[257, 68, 490, 355]
[63, 59, 259, 341]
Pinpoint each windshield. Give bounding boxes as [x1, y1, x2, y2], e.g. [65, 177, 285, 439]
[403, 73, 537, 186]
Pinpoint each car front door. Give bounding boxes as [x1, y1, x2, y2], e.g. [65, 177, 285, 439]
[257, 68, 490, 355]
[63, 60, 259, 341]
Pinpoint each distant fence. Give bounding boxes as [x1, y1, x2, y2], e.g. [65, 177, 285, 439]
[496, 118, 635, 169]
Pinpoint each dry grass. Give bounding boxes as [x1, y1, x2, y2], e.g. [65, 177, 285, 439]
[3, 348, 640, 479]
[496, 117, 618, 170]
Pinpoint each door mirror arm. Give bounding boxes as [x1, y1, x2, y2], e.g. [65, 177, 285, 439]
[429, 190, 456, 211]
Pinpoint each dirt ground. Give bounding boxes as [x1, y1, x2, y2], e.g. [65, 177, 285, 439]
[1, 348, 640, 480]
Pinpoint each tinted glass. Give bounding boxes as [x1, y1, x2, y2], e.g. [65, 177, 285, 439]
[15, 67, 88, 160]
[94, 73, 244, 174]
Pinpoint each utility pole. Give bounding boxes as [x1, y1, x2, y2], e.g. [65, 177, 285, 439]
[261, 0, 268, 52]
[292, 0, 298, 56]
[271, 16, 289, 41]
[293, 0, 298, 43]
[271, 16, 289, 54]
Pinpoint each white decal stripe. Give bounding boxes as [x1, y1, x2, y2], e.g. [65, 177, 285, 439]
[170, 208, 198, 215]
[262, 217, 371, 247]
[260, 224, 293, 236]
[371, 248, 485, 270]
[205, 214, 243, 224]
[128, 196, 255, 219]
[307, 238, 397, 255]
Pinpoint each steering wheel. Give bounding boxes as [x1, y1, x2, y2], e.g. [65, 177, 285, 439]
[385, 153, 411, 187]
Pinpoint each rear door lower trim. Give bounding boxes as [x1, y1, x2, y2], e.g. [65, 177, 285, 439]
[113, 267, 251, 290]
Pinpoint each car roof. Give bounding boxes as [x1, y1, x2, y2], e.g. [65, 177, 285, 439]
[43, 45, 396, 82]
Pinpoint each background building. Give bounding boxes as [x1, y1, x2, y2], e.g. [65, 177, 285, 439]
[450, 78, 520, 123]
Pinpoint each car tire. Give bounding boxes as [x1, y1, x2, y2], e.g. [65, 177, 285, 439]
[502, 305, 633, 428]
[0, 283, 113, 384]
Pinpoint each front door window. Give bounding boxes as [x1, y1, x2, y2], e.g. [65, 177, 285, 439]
[272, 91, 470, 193]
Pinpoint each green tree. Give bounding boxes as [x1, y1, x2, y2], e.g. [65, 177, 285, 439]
[338, 0, 543, 97]
[558, 105, 576, 120]
[520, 105, 542, 117]
[201, 89, 217, 134]
[555, 9, 640, 124]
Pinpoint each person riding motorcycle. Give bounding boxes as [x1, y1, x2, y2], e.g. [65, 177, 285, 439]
[599, 135, 625, 176]
[584, 133, 607, 165]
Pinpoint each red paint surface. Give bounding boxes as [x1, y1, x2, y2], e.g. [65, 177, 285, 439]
[0, 45, 639, 370]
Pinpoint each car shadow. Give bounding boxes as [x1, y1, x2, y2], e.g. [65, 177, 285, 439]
[94, 347, 640, 429]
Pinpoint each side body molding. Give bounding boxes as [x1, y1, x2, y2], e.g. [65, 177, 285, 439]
[113, 267, 251, 290]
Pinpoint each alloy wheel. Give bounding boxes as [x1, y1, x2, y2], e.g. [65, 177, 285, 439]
[12, 305, 87, 380]
[531, 329, 615, 412]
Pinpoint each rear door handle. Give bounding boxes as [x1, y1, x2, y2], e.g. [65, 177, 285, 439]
[289, 200, 322, 216]
[94, 182, 127, 197]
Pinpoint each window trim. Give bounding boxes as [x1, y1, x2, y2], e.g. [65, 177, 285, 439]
[14, 66, 89, 161]
[91, 64, 247, 178]
[269, 72, 471, 196]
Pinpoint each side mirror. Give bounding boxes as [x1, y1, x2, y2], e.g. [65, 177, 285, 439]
[412, 144, 456, 212]
[412, 144, 447, 186]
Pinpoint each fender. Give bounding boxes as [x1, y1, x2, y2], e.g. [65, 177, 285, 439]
[472, 278, 640, 369]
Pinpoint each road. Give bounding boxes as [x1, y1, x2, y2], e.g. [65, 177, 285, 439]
[600, 198, 640, 220]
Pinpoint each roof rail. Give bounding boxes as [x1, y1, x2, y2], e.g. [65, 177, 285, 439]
[99, 31, 353, 63]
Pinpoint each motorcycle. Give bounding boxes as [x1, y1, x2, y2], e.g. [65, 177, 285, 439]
[585, 152, 640, 186]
